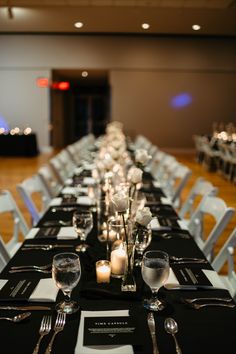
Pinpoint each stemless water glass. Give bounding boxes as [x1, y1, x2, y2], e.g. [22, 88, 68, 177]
[72, 211, 93, 253]
[52, 252, 81, 314]
[141, 250, 169, 311]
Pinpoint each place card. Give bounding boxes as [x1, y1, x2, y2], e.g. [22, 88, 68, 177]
[172, 267, 212, 287]
[0, 278, 58, 302]
[83, 316, 141, 346]
[35, 227, 59, 238]
[74, 310, 134, 354]
[26, 227, 78, 240]
[165, 268, 227, 290]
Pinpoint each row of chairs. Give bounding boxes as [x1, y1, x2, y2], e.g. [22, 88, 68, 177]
[134, 134, 236, 299]
[0, 134, 95, 268]
[1, 132, 236, 299]
[193, 134, 236, 183]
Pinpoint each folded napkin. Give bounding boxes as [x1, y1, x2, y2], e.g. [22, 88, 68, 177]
[82, 163, 96, 171]
[83, 177, 96, 185]
[0, 278, 58, 302]
[25, 227, 78, 240]
[49, 196, 94, 206]
[160, 197, 172, 205]
[152, 181, 161, 188]
[177, 219, 189, 230]
[164, 268, 227, 290]
[61, 186, 89, 195]
[150, 217, 162, 230]
[74, 310, 134, 354]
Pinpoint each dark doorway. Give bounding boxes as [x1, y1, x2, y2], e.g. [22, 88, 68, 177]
[51, 69, 110, 148]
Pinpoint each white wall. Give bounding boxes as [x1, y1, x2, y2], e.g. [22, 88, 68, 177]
[0, 69, 50, 150]
[0, 35, 236, 150]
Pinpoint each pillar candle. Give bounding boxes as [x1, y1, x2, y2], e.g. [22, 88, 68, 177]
[111, 245, 126, 276]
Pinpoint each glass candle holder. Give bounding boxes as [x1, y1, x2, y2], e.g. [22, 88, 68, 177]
[96, 260, 111, 283]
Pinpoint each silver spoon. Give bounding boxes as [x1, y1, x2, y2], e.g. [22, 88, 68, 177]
[164, 317, 182, 354]
[0, 312, 31, 322]
[43, 220, 71, 226]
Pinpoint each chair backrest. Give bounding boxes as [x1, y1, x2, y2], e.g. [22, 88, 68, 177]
[57, 149, 77, 176]
[0, 234, 10, 272]
[38, 164, 63, 198]
[188, 195, 235, 261]
[0, 190, 29, 256]
[178, 177, 218, 219]
[151, 154, 176, 181]
[212, 228, 236, 300]
[162, 162, 192, 207]
[17, 175, 51, 226]
[49, 155, 69, 184]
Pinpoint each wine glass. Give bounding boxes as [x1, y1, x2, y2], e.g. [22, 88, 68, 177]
[72, 211, 93, 253]
[141, 250, 169, 311]
[134, 225, 152, 267]
[52, 252, 81, 314]
[130, 191, 146, 219]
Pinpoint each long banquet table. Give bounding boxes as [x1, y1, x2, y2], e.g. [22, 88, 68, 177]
[0, 168, 236, 354]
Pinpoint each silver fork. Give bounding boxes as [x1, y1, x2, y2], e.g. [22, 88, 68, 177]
[159, 233, 190, 240]
[190, 302, 235, 309]
[170, 256, 208, 263]
[45, 312, 66, 354]
[9, 268, 52, 274]
[183, 297, 233, 303]
[10, 263, 52, 271]
[32, 315, 52, 354]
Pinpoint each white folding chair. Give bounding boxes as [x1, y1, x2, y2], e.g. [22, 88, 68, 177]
[178, 177, 218, 220]
[212, 228, 236, 300]
[49, 155, 70, 184]
[38, 164, 63, 198]
[57, 149, 77, 176]
[151, 154, 176, 181]
[0, 234, 11, 272]
[161, 162, 192, 208]
[188, 195, 235, 262]
[17, 175, 51, 226]
[0, 190, 29, 257]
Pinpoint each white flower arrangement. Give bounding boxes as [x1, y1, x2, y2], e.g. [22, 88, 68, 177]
[135, 207, 153, 227]
[135, 149, 151, 168]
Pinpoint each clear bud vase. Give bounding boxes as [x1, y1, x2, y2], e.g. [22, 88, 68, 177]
[121, 240, 136, 292]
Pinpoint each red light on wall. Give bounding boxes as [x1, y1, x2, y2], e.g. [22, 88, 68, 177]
[37, 78, 49, 87]
[58, 82, 70, 90]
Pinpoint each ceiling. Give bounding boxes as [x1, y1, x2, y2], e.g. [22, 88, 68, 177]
[0, 0, 236, 37]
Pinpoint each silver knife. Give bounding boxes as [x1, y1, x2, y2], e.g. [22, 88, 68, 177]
[0, 306, 52, 310]
[147, 312, 159, 354]
[23, 244, 74, 248]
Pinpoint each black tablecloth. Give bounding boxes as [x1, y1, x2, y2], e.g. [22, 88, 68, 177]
[0, 134, 38, 156]
[0, 176, 236, 354]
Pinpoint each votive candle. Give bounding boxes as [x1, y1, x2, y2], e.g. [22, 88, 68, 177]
[96, 260, 111, 283]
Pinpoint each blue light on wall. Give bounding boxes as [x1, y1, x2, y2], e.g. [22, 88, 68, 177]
[0, 116, 10, 132]
[170, 93, 193, 108]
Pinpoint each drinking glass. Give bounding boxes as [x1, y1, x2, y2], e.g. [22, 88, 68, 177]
[134, 225, 152, 267]
[52, 252, 81, 314]
[72, 211, 93, 253]
[130, 191, 146, 218]
[141, 250, 169, 311]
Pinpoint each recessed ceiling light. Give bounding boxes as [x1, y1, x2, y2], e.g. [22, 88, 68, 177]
[74, 22, 83, 29]
[192, 24, 201, 31]
[82, 71, 88, 78]
[141, 23, 150, 30]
